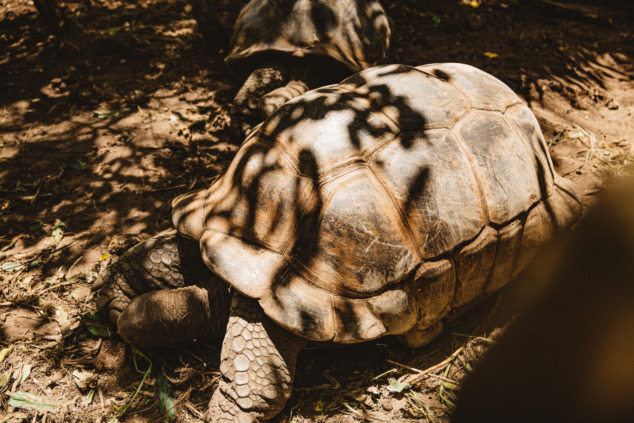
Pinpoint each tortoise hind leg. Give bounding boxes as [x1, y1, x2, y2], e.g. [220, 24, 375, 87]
[207, 293, 307, 423]
[93, 230, 232, 348]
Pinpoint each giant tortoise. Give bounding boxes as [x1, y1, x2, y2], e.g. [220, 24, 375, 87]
[93, 63, 582, 422]
[226, 0, 391, 134]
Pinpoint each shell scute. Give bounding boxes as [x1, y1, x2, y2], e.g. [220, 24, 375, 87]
[371, 128, 486, 258]
[297, 169, 419, 298]
[417, 63, 521, 112]
[453, 109, 543, 225]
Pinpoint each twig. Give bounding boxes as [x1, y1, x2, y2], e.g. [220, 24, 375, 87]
[402, 346, 465, 385]
[34, 280, 79, 296]
[388, 358, 461, 385]
[343, 402, 363, 417]
[147, 184, 188, 192]
[425, 373, 460, 385]
[66, 255, 83, 279]
[185, 401, 203, 419]
[387, 359, 424, 374]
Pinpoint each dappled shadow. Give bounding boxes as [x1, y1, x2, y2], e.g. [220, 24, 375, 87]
[0, 0, 241, 278]
[387, 0, 633, 111]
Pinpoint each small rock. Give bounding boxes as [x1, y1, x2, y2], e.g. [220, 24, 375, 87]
[607, 99, 619, 110]
[72, 370, 96, 391]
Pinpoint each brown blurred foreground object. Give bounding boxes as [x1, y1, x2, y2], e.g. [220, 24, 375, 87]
[453, 177, 634, 423]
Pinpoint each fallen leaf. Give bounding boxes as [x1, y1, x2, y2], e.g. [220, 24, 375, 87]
[17, 364, 32, 387]
[85, 323, 111, 338]
[0, 371, 11, 389]
[387, 378, 408, 393]
[85, 389, 95, 405]
[8, 391, 59, 413]
[484, 51, 499, 58]
[72, 370, 96, 391]
[29, 221, 43, 231]
[1, 262, 23, 272]
[0, 346, 13, 363]
[52, 219, 65, 246]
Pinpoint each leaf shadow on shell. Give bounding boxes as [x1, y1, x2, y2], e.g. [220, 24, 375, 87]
[195, 65, 435, 341]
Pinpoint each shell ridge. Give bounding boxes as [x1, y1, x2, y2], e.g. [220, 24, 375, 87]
[365, 162, 424, 263]
[448, 127, 491, 224]
[256, 133, 303, 177]
[502, 111, 555, 200]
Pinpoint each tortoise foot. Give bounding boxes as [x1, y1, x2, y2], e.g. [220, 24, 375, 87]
[398, 321, 444, 349]
[208, 293, 306, 422]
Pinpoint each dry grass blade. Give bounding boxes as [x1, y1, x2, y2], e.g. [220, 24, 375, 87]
[399, 346, 465, 386]
[570, 125, 634, 180]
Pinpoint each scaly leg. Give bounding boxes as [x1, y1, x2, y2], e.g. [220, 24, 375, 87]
[231, 62, 288, 136]
[206, 293, 306, 422]
[93, 230, 231, 348]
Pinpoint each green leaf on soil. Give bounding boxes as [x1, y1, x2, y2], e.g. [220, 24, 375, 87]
[83, 311, 104, 322]
[441, 381, 458, 390]
[28, 260, 39, 268]
[432, 14, 441, 24]
[16, 364, 32, 387]
[29, 221, 43, 231]
[0, 345, 13, 363]
[52, 219, 66, 245]
[62, 158, 86, 170]
[158, 369, 176, 421]
[0, 371, 11, 389]
[86, 389, 95, 405]
[1, 262, 24, 272]
[85, 323, 111, 338]
[8, 391, 59, 412]
[93, 110, 120, 119]
[387, 378, 407, 393]
[14, 181, 27, 192]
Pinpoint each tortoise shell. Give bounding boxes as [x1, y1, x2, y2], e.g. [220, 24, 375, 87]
[225, 0, 391, 78]
[173, 63, 582, 343]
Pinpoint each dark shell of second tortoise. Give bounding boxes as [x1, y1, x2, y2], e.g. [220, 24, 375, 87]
[225, 0, 391, 78]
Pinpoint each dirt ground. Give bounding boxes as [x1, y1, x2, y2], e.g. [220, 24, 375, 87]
[1, 0, 633, 421]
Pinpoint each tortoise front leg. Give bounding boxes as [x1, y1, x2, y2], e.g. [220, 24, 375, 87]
[258, 80, 309, 118]
[207, 293, 306, 423]
[231, 61, 289, 136]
